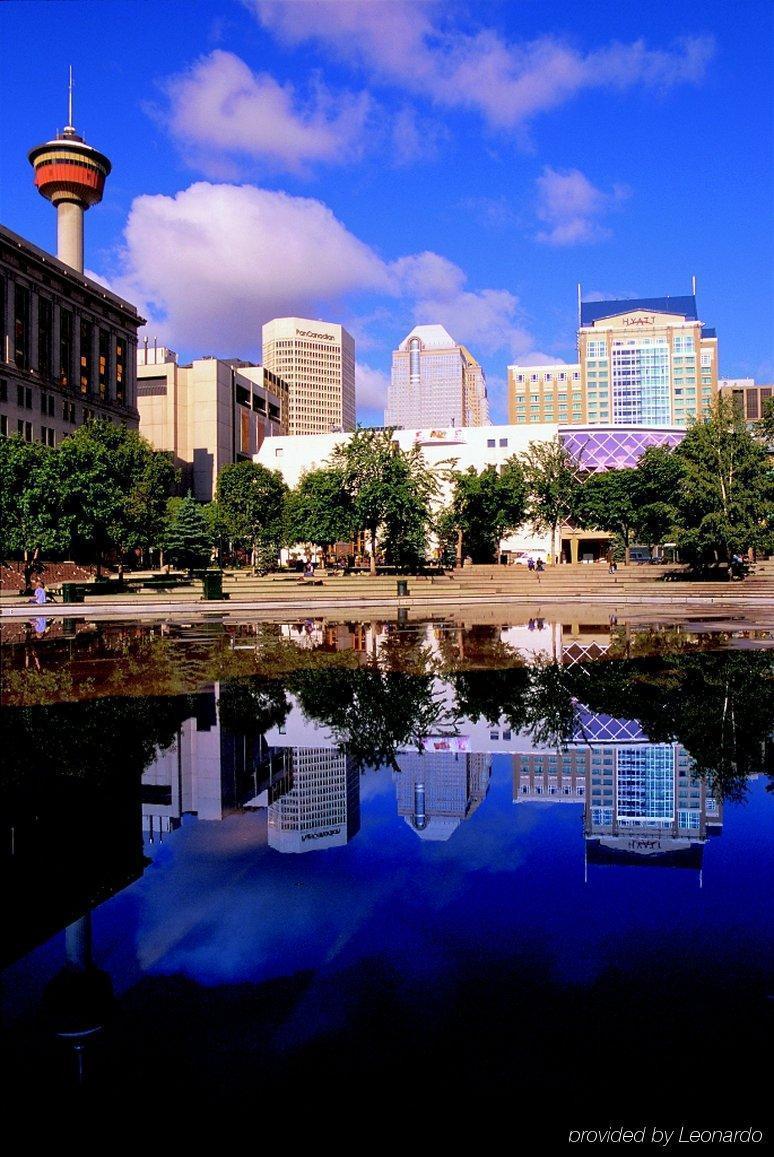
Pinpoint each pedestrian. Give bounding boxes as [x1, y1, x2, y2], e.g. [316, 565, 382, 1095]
[536, 558, 545, 573]
[527, 557, 535, 571]
[29, 580, 47, 606]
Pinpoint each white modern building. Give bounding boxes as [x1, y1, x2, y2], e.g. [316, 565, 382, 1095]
[386, 324, 489, 428]
[262, 316, 355, 436]
[255, 422, 556, 557]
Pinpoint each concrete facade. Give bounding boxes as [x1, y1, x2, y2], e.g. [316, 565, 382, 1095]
[262, 316, 355, 436]
[0, 224, 143, 444]
[718, 378, 773, 427]
[137, 348, 287, 501]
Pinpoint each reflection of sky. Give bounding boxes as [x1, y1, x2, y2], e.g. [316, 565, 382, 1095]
[4, 769, 771, 1047]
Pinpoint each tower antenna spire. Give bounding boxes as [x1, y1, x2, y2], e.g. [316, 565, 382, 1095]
[67, 66, 74, 130]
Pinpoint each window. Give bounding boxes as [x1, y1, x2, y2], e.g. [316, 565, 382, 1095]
[499, 437, 508, 447]
[0, 380, 5, 403]
[544, 372, 552, 382]
[0, 415, 7, 437]
[82, 407, 95, 423]
[40, 391, 55, 416]
[40, 425, 55, 447]
[17, 384, 33, 409]
[17, 419, 33, 441]
[275, 447, 283, 457]
[80, 318, 93, 395]
[115, 337, 126, 403]
[98, 329, 110, 400]
[14, 284, 30, 369]
[558, 372, 566, 382]
[531, 373, 538, 383]
[59, 309, 73, 387]
[487, 438, 495, 447]
[38, 296, 53, 379]
[62, 399, 76, 423]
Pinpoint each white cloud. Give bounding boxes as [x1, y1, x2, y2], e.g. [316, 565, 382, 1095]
[161, 49, 372, 174]
[250, 1, 714, 131]
[108, 180, 555, 367]
[535, 166, 630, 246]
[113, 183, 389, 352]
[356, 362, 391, 409]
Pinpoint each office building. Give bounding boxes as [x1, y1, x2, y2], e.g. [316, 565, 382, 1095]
[1, 225, 143, 444]
[137, 348, 287, 501]
[267, 749, 360, 853]
[386, 324, 489, 428]
[262, 316, 355, 436]
[507, 362, 583, 425]
[393, 751, 491, 841]
[718, 378, 773, 427]
[508, 292, 719, 428]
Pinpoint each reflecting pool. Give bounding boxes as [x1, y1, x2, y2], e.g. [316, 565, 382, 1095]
[1, 615, 771, 1136]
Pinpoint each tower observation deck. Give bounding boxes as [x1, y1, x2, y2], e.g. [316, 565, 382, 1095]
[28, 70, 111, 273]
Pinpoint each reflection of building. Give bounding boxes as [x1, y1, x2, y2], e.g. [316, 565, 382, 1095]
[137, 348, 287, 501]
[585, 743, 722, 867]
[394, 751, 491, 841]
[386, 324, 489, 429]
[262, 316, 355, 436]
[513, 708, 723, 869]
[141, 687, 291, 841]
[268, 749, 360, 853]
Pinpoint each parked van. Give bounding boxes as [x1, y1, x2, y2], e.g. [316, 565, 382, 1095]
[628, 546, 653, 564]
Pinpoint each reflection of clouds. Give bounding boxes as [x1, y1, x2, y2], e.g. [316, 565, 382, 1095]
[131, 766, 533, 990]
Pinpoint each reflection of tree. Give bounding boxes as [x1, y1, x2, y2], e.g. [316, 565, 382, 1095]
[217, 679, 291, 737]
[289, 667, 459, 772]
[452, 662, 578, 749]
[1, 693, 195, 789]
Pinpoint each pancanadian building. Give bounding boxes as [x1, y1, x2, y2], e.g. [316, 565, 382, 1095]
[262, 316, 355, 436]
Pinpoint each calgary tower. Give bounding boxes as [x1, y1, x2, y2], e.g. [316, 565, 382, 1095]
[28, 69, 111, 274]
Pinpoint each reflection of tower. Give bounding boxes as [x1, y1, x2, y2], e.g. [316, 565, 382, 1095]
[394, 752, 491, 841]
[28, 70, 111, 273]
[267, 749, 360, 853]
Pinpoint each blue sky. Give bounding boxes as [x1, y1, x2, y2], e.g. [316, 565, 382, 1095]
[2, 0, 772, 425]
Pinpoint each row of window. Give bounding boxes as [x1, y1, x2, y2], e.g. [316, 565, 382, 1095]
[0, 404, 102, 441]
[1, 281, 128, 402]
[514, 371, 580, 383]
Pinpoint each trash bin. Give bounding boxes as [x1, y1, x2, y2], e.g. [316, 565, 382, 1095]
[201, 570, 223, 600]
[61, 582, 84, 604]
[397, 579, 409, 597]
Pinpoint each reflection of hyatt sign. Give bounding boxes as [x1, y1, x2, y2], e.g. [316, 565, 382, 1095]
[302, 828, 341, 842]
[296, 328, 335, 341]
[622, 315, 655, 327]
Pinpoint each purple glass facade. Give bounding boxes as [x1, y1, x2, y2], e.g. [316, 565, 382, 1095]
[560, 425, 684, 473]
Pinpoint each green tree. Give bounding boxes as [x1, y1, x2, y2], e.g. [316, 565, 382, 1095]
[444, 457, 528, 563]
[673, 396, 773, 565]
[631, 446, 683, 551]
[217, 461, 288, 569]
[285, 466, 354, 561]
[575, 468, 641, 562]
[330, 428, 439, 574]
[756, 397, 774, 448]
[521, 437, 579, 563]
[164, 495, 211, 572]
[24, 421, 177, 576]
[0, 436, 66, 588]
